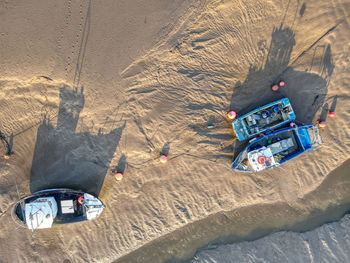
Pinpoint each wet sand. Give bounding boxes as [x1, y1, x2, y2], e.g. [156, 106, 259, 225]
[193, 215, 350, 262]
[117, 158, 350, 262]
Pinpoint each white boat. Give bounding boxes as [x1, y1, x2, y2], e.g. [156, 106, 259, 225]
[12, 188, 105, 231]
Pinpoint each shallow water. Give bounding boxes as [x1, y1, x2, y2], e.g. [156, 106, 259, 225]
[116, 158, 350, 263]
[193, 215, 350, 262]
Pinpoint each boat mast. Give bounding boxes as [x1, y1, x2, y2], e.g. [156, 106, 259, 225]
[29, 205, 34, 232]
[29, 204, 45, 232]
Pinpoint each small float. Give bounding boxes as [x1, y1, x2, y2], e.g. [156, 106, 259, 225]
[232, 98, 296, 141]
[232, 124, 322, 172]
[12, 188, 105, 231]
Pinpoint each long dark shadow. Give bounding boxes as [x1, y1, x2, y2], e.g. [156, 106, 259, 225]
[30, 87, 125, 196]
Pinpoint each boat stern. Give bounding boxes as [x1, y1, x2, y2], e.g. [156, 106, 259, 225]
[232, 119, 246, 141]
[297, 124, 323, 149]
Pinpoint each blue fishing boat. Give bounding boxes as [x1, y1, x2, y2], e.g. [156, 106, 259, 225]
[232, 124, 322, 172]
[232, 98, 296, 141]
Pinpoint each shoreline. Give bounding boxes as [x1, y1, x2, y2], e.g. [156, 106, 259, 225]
[116, 158, 350, 263]
[193, 214, 350, 262]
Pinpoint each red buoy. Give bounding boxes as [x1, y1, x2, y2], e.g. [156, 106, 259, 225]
[278, 81, 285, 87]
[227, 111, 237, 120]
[160, 155, 168, 163]
[78, 195, 84, 205]
[114, 172, 123, 181]
[328, 112, 335, 118]
[271, 85, 279, 92]
[290, 122, 296, 127]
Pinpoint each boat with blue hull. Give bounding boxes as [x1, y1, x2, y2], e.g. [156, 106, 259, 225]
[232, 98, 296, 141]
[232, 124, 322, 172]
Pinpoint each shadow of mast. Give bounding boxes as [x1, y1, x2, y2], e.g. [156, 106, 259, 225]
[30, 87, 125, 196]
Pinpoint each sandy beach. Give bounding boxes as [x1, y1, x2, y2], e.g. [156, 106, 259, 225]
[0, 0, 350, 262]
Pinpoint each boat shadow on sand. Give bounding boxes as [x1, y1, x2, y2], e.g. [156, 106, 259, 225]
[30, 87, 125, 196]
[223, 24, 334, 160]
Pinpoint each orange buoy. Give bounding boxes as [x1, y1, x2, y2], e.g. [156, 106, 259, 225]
[114, 172, 123, 181]
[271, 85, 279, 92]
[328, 112, 335, 118]
[227, 111, 237, 120]
[319, 121, 326, 128]
[278, 81, 285, 87]
[290, 122, 296, 127]
[160, 155, 168, 163]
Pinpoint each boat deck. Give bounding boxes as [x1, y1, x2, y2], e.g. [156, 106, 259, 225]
[234, 98, 295, 141]
[15, 191, 86, 225]
[243, 111, 284, 136]
[233, 124, 320, 172]
[54, 192, 85, 224]
[248, 130, 301, 161]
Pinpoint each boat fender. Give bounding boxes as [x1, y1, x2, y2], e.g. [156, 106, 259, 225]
[318, 121, 326, 128]
[271, 85, 279, 91]
[114, 172, 124, 181]
[78, 195, 84, 205]
[160, 155, 168, 163]
[227, 111, 237, 120]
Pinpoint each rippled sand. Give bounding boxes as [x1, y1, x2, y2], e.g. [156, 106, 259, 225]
[0, 0, 350, 262]
[193, 214, 350, 263]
